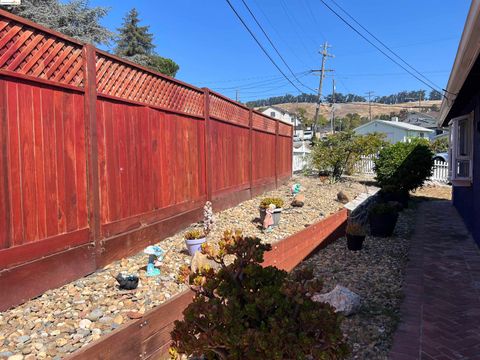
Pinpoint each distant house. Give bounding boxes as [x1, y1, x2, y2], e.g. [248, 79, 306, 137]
[439, 0, 480, 245]
[353, 119, 434, 143]
[260, 106, 301, 129]
[403, 112, 447, 136]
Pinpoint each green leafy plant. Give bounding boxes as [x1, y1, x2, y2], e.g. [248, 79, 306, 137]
[259, 197, 284, 209]
[346, 222, 366, 236]
[184, 229, 205, 240]
[171, 230, 349, 360]
[429, 137, 449, 153]
[311, 131, 386, 182]
[369, 202, 398, 216]
[374, 139, 434, 192]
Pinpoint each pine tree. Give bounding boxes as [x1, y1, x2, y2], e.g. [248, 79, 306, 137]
[1, 0, 113, 45]
[114, 8, 179, 78]
[115, 8, 154, 57]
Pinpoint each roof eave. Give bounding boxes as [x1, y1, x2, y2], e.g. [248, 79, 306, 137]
[439, 0, 480, 127]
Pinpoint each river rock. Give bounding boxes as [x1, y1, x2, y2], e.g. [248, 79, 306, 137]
[312, 285, 361, 316]
[87, 308, 104, 322]
[78, 319, 91, 330]
[291, 194, 305, 207]
[337, 191, 350, 204]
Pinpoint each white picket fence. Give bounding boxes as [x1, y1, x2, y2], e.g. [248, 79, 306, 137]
[354, 155, 449, 182]
[293, 143, 311, 172]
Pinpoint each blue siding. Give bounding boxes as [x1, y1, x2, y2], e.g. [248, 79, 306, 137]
[452, 99, 480, 246]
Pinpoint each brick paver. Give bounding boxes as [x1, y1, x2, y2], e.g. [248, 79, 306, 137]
[390, 200, 480, 360]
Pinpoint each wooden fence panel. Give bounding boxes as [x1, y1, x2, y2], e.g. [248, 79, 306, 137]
[277, 135, 292, 178]
[209, 119, 250, 195]
[252, 130, 276, 184]
[0, 78, 88, 250]
[96, 99, 206, 238]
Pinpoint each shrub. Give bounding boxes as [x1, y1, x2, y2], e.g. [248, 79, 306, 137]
[429, 137, 449, 153]
[259, 197, 284, 209]
[170, 230, 349, 360]
[311, 132, 386, 182]
[374, 139, 434, 192]
[184, 229, 205, 240]
[346, 222, 366, 236]
[369, 202, 398, 216]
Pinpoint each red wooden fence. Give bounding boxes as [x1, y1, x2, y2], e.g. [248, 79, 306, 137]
[0, 10, 293, 311]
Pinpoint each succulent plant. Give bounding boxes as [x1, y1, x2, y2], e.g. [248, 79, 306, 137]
[259, 197, 284, 209]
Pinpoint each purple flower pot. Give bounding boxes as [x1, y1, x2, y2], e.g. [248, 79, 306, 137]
[185, 237, 206, 256]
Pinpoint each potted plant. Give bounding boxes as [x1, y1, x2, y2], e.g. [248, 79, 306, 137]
[379, 185, 409, 209]
[184, 229, 206, 256]
[369, 202, 399, 237]
[259, 197, 284, 226]
[345, 222, 366, 251]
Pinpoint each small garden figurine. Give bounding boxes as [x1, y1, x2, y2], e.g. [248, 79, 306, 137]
[143, 245, 165, 277]
[263, 203, 276, 232]
[291, 183, 301, 195]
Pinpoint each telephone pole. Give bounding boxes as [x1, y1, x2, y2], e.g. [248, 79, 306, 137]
[312, 42, 334, 135]
[331, 77, 336, 133]
[235, 89, 239, 102]
[366, 91, 375, 121]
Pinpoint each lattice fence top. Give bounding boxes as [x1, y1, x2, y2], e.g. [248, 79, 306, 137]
[252, 112, 277, 134]
[278, 122, 292, 136]
[96, 53, 204, 117]
[209, 93, 250, 127]
[0, 14, 84, 87]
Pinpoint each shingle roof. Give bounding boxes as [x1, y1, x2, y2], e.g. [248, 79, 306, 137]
[355, 120, 434, 132]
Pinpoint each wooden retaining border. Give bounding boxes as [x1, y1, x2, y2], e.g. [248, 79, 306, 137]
[66, 208, 348, 360]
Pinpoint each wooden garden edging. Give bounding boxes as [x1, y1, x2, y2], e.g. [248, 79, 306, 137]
[66, 208, 348, 360]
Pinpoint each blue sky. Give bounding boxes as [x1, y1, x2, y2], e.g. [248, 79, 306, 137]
[90, 0, 471, 102]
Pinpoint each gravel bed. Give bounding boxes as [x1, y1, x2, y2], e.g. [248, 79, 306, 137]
[297, 202, 416, 359]
[0, 176, 366, 360]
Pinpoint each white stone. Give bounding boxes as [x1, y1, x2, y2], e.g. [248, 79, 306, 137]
[78, 319, 92, 330]
[312, 285, 361, 316]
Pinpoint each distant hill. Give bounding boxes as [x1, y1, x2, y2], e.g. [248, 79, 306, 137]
[265, 100, 442, 121]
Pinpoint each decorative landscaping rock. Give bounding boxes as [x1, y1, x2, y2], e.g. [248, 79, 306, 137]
[337, 191, 350, 204]
[291, 194, 305, 207]
[312, 285, 361, 316]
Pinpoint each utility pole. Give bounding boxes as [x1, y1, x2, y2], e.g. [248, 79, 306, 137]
[312, 42, 334, 135]
[331, 77, 336, 133]
[366, 91, 375, 121]
[235, 89, 239, 102]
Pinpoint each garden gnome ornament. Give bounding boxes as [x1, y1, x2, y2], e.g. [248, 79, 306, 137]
[291, 183, 301, 195]
[143, 245, 165, 277]
[263, 203, 276, 232]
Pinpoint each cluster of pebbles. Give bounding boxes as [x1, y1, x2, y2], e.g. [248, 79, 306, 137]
[0, 176, 365, 359]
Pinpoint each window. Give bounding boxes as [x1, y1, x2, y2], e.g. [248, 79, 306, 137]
[419, 132, 424, 138]
[270, 111, 275, 118]
[449, 112, 474, 185]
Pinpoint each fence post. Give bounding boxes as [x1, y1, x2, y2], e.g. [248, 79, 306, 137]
[203, 88, 212, 202]
[83, 44, 101, 264]
[275, 119, 279, 188]
[249, 109, 253, 196]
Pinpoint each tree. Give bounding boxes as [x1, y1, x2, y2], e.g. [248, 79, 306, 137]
[294, 107, 311, 128]
[1, 0, 113, 45]
[429, 90, 443, 101]
[114, 8, 179, 77]
[311, 132, 386, 182]
[430, 137, 449, 153]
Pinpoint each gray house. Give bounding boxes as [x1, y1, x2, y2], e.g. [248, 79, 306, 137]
[354, 119, 434, 143]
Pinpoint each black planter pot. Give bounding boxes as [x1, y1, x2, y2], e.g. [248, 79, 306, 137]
[369, 212, 399, 237]
[380, 191, 409, 209]
[346, 234, 365, 251]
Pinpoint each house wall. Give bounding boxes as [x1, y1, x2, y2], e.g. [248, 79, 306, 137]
[354, 122, 407, 143]
[451, 94, 480, 246]
[262, 107, 293, 125]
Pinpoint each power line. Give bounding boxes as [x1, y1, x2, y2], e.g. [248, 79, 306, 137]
[328, 0, 445, 93]
[239, 0, 316, 92]
[318, 0, 447, 97]
[224, 0, 304, 93]
[213, 71, 310, 91]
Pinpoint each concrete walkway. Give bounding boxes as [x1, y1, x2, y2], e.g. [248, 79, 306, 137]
[390, 200, 480, 360]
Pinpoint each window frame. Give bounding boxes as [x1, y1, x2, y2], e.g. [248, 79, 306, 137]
[448, 112, 474, 186]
